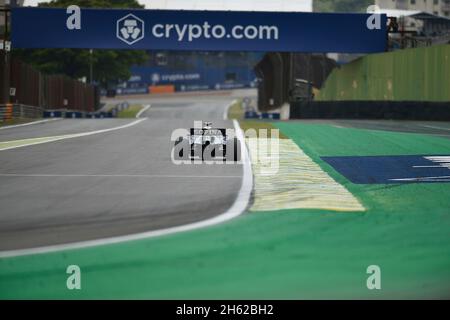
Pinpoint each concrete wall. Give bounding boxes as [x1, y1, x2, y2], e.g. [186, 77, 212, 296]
[317, 44, 450, 102]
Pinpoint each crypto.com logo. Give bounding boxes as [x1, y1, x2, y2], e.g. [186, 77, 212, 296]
[117, 14, 145, 45]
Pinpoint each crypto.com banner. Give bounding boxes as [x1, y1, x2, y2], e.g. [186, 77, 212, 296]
[11, 7, 387, 53]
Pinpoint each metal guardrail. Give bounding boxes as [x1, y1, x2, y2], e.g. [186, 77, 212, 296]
[0, 101, 130, 120]
[112, 101, 129, 116]
[0, 104, 43, 121]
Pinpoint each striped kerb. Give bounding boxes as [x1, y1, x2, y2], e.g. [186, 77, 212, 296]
[247, 138, 365, 212]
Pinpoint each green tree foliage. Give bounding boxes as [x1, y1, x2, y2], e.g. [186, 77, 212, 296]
[314, 0, 374, 13]
[12, 0, 148, 88]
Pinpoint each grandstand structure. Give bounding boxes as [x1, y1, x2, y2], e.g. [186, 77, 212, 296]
[373, 1, 450, 49]
[375, 0, 450, 17]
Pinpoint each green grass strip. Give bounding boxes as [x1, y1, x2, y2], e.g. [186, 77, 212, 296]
[117, 104, 143, 118]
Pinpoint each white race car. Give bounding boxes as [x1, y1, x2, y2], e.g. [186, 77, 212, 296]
[174, 122, 240, 161]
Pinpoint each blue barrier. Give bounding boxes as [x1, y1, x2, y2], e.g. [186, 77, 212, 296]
[262, 113, 281, 120]
[43, 110, 117, 119]
[245, 111, 260, 119]
[43, 110, 63, 118]
[96, 112, 114, 118]
[65, 111, 83, 119]
[245, 111, 281, 120]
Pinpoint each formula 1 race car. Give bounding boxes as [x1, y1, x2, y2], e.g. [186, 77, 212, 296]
[174, 122, 240, 162]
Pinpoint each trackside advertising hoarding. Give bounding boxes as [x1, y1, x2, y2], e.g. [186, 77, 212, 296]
[11, 7, 387, 53]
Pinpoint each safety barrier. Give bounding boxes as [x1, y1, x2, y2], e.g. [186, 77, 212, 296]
[290, 101, 450, 121]
[42, 101, 129, 119]
[113, 101, 129, 114]
[0, 104, 13, 121]
[0, 103, 43, 121]
[317, 44, 450, 102]
[245, 111, 281, 120]
[43, 109, 115, 119]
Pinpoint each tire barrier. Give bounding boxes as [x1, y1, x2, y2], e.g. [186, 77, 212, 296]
[290, 101, 450, 121]
[0, 104, 43, 121]
[65, 111, 83, 119]
[43, 110, 63, 118]
[3, 104, 12, 121]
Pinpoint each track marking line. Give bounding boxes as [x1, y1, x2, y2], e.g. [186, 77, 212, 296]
[0, 118, 146, 152]
[413, 166, 446, 168]
[223, 100, 238, 120]
[0, 119, 252, 258]
[420, 124, 450, 131]
[136, 104, 151, 118]
[0, 173, 241, 179]
[248, 138, 365, 212]
[0, 118, 61, 130]
[390, 176, 450, 182]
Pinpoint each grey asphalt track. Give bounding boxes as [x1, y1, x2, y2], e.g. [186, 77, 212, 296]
[0, 119, 137, 142]
[0, 95, 242, 251]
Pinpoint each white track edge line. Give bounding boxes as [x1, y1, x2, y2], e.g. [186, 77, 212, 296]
[0, 119, 253, 258]
[0, 174, 242, 179]
[223, 100, 237, 120]
[0, 118, 146, 152]
[0, 118, 61, 130]
[136, 104, 151, 118]
[421, 124, 450, 131]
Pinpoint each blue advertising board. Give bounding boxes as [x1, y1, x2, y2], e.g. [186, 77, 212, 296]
[112, 64, 257, 95]
[11, 7, 387, 53]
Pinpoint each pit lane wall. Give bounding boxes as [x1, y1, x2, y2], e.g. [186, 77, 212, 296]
[317, 45, 450, 102]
